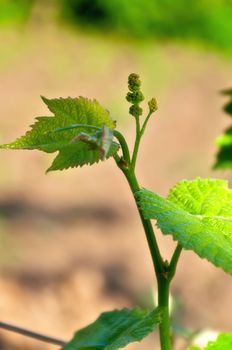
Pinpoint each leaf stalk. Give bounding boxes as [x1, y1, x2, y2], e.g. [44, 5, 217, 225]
[168, 244, 182, 282]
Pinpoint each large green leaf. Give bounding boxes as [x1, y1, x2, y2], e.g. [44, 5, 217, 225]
[187, 333, 232, 350]
[137, 178, 232, 274]
[61, 307, 162, 350]
[0, 96, 119, 171]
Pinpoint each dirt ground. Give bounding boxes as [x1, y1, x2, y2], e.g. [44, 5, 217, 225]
[0, 22, 231, 350]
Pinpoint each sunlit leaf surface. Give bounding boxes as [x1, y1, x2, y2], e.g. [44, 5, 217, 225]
[0, 96, 119, 171]
[137, 178, 232, 274]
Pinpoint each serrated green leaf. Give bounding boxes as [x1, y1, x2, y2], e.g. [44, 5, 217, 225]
[48, 141, 119, 171]
[137, 178, 232, 274]
[61, 307, 162, 350]
[0, 96, 119, 171]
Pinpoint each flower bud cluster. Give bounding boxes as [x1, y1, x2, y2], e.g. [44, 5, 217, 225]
[128, 73, 141, 91]
[148, 98, 158, 113]
[126, 90, 144, 104]
[126, 73, 144, 118]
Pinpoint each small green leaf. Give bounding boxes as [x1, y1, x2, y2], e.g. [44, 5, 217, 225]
[187, 333, 232, 350]
[61, 307, 162, 350]
[221, 88, 232, 97]
[137, 178, 232, 274]
[0, 96, 119, 171]
[214, 127, 232, 169]
[224, 101, 232, 115]
[214, 90, 232, 169]
[205, 333, 232, 350]
[214, 145, 232, 170]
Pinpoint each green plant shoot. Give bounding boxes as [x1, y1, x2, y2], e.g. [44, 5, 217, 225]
[0, 74, 231, 350]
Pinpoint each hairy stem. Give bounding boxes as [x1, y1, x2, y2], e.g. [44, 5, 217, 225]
[0, 321, 66, 346]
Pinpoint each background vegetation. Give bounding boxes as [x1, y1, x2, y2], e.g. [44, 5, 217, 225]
[2, 0, 232, 54]
[0, 0, 34, 25]
[60, 0, 232, 52]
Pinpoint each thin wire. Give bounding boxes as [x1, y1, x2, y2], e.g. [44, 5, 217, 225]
[0, 321, 67, 347]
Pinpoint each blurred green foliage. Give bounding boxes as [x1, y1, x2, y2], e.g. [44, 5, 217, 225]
[1, 0, 232, 54]
[0, 0, 34, 25]
[60, 0, 232, 53]
[214, 89, 232, 170]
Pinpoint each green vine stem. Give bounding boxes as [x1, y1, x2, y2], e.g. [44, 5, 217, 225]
[114, 119, 182, 350]
[157, 278, 172, 350]
[114, 151, 172, 350]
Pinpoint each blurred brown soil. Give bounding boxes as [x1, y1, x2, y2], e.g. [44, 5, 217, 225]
[0, 24, 232, 350]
